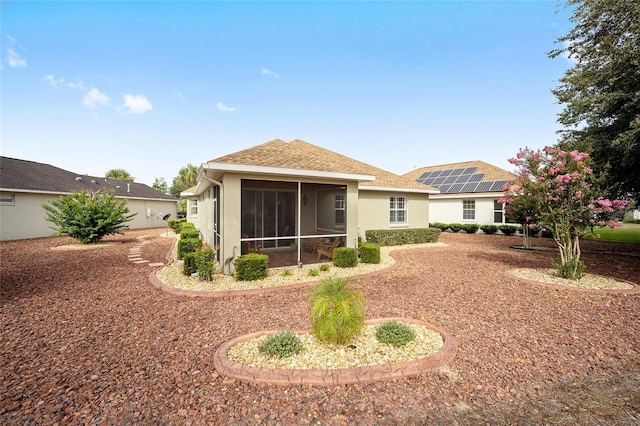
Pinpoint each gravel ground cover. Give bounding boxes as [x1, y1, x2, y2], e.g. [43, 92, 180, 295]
[1, 228, 639, 425]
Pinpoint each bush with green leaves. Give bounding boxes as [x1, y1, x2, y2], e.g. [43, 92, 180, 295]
[359, 242, 380, 264]
[177, 238, 202, 260]
[258, 330, 303, 358]
[623, 217, 640, 224]
[498, 225, 518, 236]
[42, 189, 137, 244]
[448, 223, 462, 233]
[365, 228, 441, 245]
[375, 320, 416, 347]
[309, 277, 364, 345]
[333, 247, 358, 267]
[180, 222, 195, 231]
[281, 268, 293, 277]
[195, 249, 215, 281]
[168, 218, 186, 232]
[234, 253, 268, 281]
[180, 229, 200, 240]
[183, 252, 198, 275]
[480, 224, 498, 234]
[429, 222, 450, 231]
[319, 263, 330, 272]
[308, 268, 319, 277]
[461, 223, 479, 234]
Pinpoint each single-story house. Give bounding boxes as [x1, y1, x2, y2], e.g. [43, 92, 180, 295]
[0, 156, 178, 241]
[181, 139, 438, 273]
[403, 160, 516, 226]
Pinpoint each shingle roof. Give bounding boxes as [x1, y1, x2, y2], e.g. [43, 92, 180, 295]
[0, 156, 177, 201]
[403, 160, 516, 194]
[208, 139, 435, 192]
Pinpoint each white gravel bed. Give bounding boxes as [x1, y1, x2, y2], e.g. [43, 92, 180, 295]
[510, 268, 633, 290]
[155, 240, 447, 292]
[227, 323, 444, 370]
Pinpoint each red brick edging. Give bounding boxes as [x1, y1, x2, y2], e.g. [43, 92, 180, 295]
[213, 317, 457, 386]
[505, 269, 640, 294]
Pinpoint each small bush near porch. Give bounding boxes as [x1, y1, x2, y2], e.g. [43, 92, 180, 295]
[365, 228, 441, 246]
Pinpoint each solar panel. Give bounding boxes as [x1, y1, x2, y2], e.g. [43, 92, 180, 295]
[419, 172, 432, 180]
[444, 176, 458, 184]
[461, 182, 480, 192]
[433, 177, 446, 185]
[476, 181, 494, 192]
[490, 180, 508, 191]
[431, 170, 442, 178]
[423, 178, 436, 186]
[449, 183, 464, 193]
[462, 167, 478, 174]
[439, 169, 453, 177]
[438, 184, 452, 193]
[451, 168, 465, 175]
[468, 173, 483, 182]
[455, 174, 472, 183]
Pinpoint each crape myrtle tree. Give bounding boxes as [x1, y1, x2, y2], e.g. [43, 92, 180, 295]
[501, 146, 627, 279]
[43, 189, 137, 244]
[550, 0, 640, 203]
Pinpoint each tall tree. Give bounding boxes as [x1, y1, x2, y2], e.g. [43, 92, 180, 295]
[152, 177, 168, 194]
[169, 164, 199, 198]
[549, 0, 640, 203]
[105, 168, 134, 182]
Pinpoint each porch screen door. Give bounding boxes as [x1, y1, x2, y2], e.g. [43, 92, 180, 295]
[241, 190, 295, 248]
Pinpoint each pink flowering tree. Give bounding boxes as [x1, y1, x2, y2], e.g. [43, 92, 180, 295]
[501, 146, 627, 279]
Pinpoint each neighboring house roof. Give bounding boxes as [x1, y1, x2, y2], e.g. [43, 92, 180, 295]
[0, 156, 177, 201]
[403, 160, 516, 195]
[201, 139, 437, 193]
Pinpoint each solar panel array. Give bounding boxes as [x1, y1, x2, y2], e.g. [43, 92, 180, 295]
[416, 167, 507, 194]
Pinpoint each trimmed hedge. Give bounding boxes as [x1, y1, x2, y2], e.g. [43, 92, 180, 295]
[429, 222, 449, 231]
[177, 237, 202, 260]
[448, 223, 462, 233]
[365, 228, 441, 246]
[168, 218, 186, 232]
[180, 229, 200, 240]
[480, 224, 498, 234]
[183, 252, 198, 275]
[498, 225, 518, 235]
[195, 249, 216, 281]
[462, 223, 479, 234]
[333, 247, 358, 268]
[359, 242, 380, 264]
[180, 222, 195, 231]
[234, 253, 269, 281]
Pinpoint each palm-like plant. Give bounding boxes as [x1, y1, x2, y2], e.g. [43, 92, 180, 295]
[308, 277, 364, 345]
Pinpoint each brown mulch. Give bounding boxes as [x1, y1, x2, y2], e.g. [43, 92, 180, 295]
[1, 228, 639, 425]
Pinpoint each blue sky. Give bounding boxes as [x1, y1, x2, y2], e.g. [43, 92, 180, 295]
[1, 1, 573, 187]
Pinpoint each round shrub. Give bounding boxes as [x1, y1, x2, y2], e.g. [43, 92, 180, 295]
[359, 242, 380, 264]
[234, 253, 268, 281]
[480, 224, 498, 235]
[498, 225, 517, 236]
[177, 237, 202, 260]
[448, 223, 462, 233]
[180, 229, 200, 240]
[333, 247, 358, 268]
[375, 320, 416, 347]
[309, 277, 364, 345]
[258, 330, 303, 358]
[429, 222, 450, 231]
[461, 223, 479, 234]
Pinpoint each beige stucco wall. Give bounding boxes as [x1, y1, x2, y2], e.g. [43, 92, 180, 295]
[0, 191, 177, 241]
[357, 190, 430, 240]
[428, 193, 502, 225]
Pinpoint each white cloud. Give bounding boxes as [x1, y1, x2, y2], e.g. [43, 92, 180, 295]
[261, 67, 279, 79]
[216, 101, 236, 112]
[67, 80, 88, 91]
[7, 48, 27, 68]
[43, 74, 64, 89]
[83, 88, 110, 108]
[123, 94, 153, 114]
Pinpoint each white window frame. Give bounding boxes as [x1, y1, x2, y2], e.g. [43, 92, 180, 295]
[334, 194, 345, 227]
[389, 196, 407, 225]
[189, 199, 198, 216]
[463, 200, 475, 220]
[493, 199, 504, 224]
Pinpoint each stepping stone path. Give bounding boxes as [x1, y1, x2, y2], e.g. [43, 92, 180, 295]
[127, 235, 165, 267]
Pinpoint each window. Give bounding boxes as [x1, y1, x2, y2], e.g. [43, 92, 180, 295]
[493, 200, 504, 223]
[335, 194, 345, 226]
[463, 200, 475, 220]
[189, 199, 198, 216]
[390, 196, 407, 224]
[0, 193, 15, 205]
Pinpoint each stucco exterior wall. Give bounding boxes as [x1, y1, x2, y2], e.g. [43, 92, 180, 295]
[0, 191, 177, 241]
[428, 193, 503, 225]
[357, 190, 429, 240]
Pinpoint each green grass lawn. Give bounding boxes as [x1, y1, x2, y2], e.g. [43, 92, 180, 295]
[582, 225, 640, 244]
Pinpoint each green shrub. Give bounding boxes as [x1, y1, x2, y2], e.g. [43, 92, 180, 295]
[365, 228, 441, 245]
[308, 268, 319, 277]
[359, 242, 380, 264]
[375, 320, 416, 347]
[177, 238, 202, 260]
[622, 216, 640, 224]
[448, 223, 462, 233]
[180, 222, 195, 230]
[258, 330, 303, 358]
[281, 268, 293, 277]
[195, 249, 215, 281]
[234, 253, 268, 281]
[319, 263, 330, 272]
[180, 229, 200, 240]
[309, 277, 364, 345]
[461, 223, 479, 234]
[498, 225, 518, 235]
[480, 224, 498, 234]
[429, 222, 450, 231]
[183, 252, 198, 276]
[333, 247, 358, 268]
[42, 189, 137, 244]
[168, 218, 186, 232]
[554, 256, 586, 280]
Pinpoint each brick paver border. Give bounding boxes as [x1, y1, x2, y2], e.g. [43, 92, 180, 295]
[213, 317, 457, 386]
